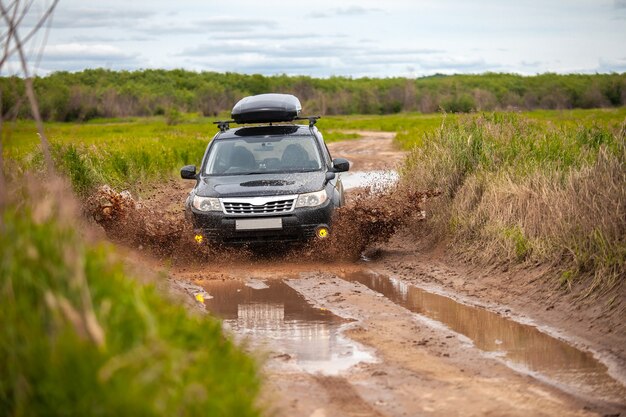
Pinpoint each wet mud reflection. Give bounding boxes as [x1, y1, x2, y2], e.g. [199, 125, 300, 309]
[201, 279, 375, 375]
[345, 271, 626, 403]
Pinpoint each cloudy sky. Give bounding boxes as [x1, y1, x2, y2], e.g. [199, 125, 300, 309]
[9, 0, 626, 77]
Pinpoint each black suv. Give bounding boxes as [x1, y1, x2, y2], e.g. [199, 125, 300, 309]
[180, 94, 349, 244]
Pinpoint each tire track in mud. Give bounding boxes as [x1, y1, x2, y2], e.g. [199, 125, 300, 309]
[313, 376, 387, 417]
[285, 273, 620, 417]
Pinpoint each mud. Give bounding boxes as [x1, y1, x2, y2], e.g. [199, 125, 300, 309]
[344, 270, 626, 404]
[85, 184, 188, 253]
[265, 272, 623, 417]
[304, 187, 438, 261]
[88, 131, 626, 416]
[85, 183, 252, 263]
[200, 278, 376, 374]
[326, 131, 403, 171]
[86, 179, 436, 264]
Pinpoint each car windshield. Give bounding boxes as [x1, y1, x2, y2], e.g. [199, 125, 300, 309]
[204, 134, 323, 175]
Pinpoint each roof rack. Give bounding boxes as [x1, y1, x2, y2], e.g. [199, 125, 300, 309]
[213, 116, 321, 132]
[295, 116, 321, 127]
[213, 120, 234, 132]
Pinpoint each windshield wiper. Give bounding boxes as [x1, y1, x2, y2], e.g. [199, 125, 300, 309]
[237, 169, 320, 175]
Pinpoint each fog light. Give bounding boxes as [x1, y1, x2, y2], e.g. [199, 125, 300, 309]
[194, 234, 204, 244]
[316, 226, 329, 239]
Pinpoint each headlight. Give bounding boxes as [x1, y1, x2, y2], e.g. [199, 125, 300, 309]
[295, 190, 327, 208]
[192, 195, 221, 212]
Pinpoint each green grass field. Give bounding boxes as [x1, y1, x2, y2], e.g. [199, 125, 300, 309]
[4, 108, 625, 194]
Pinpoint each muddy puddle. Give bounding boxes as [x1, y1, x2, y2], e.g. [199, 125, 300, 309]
[200, 278, 375, 375]
[341, 170, 399, 191]
[345, 271, 626, 404]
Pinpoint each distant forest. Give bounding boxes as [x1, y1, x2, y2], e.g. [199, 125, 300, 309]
[1, 69, 625, 121]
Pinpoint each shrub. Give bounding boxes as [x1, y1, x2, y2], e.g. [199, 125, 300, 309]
[0, 186, 261, 416]
[165, 108, 183, 126]
[401, 113, 626, 296]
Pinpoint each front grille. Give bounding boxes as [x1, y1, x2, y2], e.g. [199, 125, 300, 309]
[223, 199, 295, 215]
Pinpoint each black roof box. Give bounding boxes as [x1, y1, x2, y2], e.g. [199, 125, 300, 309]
[231, 93, 302, 124]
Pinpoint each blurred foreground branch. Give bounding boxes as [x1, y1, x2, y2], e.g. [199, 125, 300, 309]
[0, 0, 58, 208]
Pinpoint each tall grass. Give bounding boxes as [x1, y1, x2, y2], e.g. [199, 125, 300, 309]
[401, 113, 626, 296]
[52, 140, 204, 195]
[0, 183, 261, 415]
[3, 118, 209, 194]
[3, 108, 626, 194]
[323, 112, 447, 135]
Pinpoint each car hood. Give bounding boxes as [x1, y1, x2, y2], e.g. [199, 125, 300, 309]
[195, 171, 326, 198]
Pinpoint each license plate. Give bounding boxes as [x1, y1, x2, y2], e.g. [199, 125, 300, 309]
[235, 218, 283, 231]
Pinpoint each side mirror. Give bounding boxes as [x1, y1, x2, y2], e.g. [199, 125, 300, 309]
[332, 158, 350, 173]
[180, 165, 197, 179]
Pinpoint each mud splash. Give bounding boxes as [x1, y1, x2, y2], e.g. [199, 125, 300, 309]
[200, 278, 375, 374]
[85, 185, 251, 262]
[86, 185, 185, 250]
[86, 183, 438, 262]
[344, 271, 626, 404]
[341, 170, 399, 192]
[292, 187, 436, 261]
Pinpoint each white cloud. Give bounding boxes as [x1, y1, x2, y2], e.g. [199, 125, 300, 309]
[417, 56, 488, 71]
[49, 7, 154, 28]
[179, 40, 442, 61]
[307, 5, 382, 19]
[209, 31, 336, 41]
[43, 43, 137, 62]
[597, 57, 626, 72]
[137, 16, 276, 35]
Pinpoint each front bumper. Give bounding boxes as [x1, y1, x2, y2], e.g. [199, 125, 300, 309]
[189, 199, 334, 244]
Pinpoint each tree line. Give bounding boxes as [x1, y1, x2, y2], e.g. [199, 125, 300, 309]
[1, 69, 625, 122]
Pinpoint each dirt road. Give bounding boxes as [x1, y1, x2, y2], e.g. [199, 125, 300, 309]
[112, 131, 625, 417]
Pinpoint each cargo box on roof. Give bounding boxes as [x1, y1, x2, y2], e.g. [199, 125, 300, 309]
[231, 93, 302, 124]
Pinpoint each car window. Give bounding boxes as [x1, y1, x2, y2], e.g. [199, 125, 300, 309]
[205, 135, 323, 175]
[318, 133, 333, 166]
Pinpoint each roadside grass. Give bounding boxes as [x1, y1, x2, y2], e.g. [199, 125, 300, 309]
[400, 112, 626, 297]
[525, 107, 626, 126]
[3, 118, 210, 194]
[0, 183, 261, 416]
